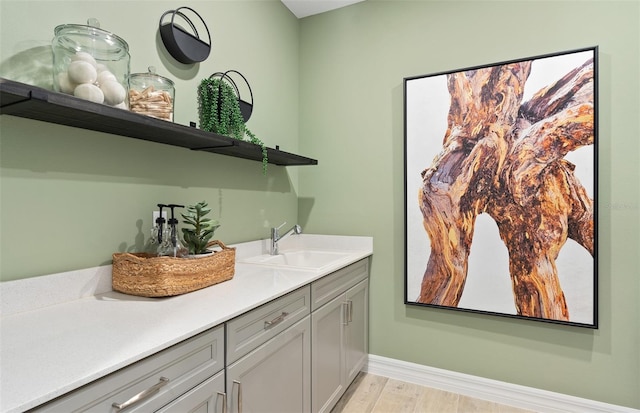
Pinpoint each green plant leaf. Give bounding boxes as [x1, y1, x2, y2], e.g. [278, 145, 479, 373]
[198, 77, 268, 174]
[181, 201, 220, 254]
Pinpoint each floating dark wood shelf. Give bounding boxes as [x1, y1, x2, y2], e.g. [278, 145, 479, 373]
[0, 78, 318, 166]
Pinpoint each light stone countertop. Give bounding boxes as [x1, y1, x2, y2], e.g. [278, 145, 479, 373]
[0, 234, 373, 413]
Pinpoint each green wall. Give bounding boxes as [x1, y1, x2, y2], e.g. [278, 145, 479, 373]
[298, 0, 639, 409]
[1, 0, 639, 409]
[0, 0, 302, 280]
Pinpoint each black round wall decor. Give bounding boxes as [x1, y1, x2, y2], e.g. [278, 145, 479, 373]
[159, 7, 211, 64]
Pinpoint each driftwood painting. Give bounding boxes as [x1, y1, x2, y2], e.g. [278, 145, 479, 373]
[404, 48, 597, 327]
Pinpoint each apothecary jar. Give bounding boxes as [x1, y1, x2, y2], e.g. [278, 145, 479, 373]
[52, 18, 130, 108]
[129, 67, 175, 121]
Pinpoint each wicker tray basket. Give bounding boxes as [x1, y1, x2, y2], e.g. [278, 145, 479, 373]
[112, 240, 235, 297]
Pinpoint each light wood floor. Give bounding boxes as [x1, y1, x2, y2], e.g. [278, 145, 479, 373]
[331, 373, 537, 413]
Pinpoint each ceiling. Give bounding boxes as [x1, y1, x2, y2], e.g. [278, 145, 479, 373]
[281, 0, 365, 18]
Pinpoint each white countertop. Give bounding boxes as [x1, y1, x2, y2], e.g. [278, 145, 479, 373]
[0, 235, 372, 413]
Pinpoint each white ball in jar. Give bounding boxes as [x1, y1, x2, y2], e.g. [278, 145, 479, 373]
[67, 60, 97, 85]
[71, 51, 97, 68]
[96, 70, 117, 85]
[96, 63, 110, 73]
[56, 72, 77, 94]
[74, 83, 104, 103]
[100, 80, 126, 106]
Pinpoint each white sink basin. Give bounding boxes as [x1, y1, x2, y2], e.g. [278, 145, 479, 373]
[240, 250, 354, 270]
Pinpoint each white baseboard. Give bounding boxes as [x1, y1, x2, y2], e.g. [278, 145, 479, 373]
[365, 354, 639, 413]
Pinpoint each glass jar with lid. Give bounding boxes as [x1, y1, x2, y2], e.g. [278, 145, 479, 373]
[51, 18, 130, 108]
[129, 67, 175, 121]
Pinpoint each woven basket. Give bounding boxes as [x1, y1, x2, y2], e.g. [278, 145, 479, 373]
[112, 240, 235, 297]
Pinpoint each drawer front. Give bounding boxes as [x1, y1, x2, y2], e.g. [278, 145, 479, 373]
[31, 325, 224, 412]
[226, 286, 310, 364]
[311, 259, 369, 312]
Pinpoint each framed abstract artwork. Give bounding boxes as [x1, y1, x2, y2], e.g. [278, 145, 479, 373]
[404, 47, 598, 328]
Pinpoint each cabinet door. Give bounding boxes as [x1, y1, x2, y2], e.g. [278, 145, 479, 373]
[344, 279, 369, 385]
[156, 371, 225, 413]
[227, 316, 311, 413]
[311, 294, 346, 413]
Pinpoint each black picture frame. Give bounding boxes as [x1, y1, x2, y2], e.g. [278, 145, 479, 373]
[404, 47, 598, 328]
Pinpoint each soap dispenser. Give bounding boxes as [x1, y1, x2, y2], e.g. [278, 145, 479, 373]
[156, 204, 167, 245]
[145, 203, 168, 255]
[158, 204, 188, 257]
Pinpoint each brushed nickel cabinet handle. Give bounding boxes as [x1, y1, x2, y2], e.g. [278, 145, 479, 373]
[264, 311, 289, 329]
[233, 380, 243, 413]
[217, 391, 228, 413]
[112, 376, 170, 410]
[342, 302, 349, 326]
[348, 300, 353, 323]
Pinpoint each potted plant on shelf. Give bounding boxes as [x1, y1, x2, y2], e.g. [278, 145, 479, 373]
[181, 201, 220, 256]
[197, 73, 268, 174]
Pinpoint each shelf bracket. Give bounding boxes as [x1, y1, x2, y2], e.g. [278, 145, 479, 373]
[0, 92, 33, 112]
[190, 140, 238, 151]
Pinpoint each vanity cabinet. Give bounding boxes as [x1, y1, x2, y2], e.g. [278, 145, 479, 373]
[310, 259, 369, 413]
[22, 256, 370, 413]
[225, 286, 312, 413]
[30, 325, 225, 412]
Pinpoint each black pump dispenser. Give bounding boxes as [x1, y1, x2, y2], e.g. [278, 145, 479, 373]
[156, 203, 167, 244]
[167, 204, 185, 247]
[155, 203, 188, 257]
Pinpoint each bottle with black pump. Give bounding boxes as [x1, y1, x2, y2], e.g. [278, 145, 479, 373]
[151, 203, 170, 255]
[158, 204, 188, 257]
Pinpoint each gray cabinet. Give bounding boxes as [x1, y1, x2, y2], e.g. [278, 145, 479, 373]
[226, 317, 311, 413]
[225, 286, 312, 413]
[311, 259, 369, 413]
[310, 291, 346, 412]
[344, 279, 369, 384]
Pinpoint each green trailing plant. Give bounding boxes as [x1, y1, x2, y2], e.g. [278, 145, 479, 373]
[198, 77, 268, 174]
[181, 201, 220, 255]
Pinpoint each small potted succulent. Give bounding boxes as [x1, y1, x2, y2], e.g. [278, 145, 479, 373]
[181, 201, 220, 256]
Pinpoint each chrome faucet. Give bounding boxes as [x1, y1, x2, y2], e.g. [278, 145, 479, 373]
[271, 222, 302, 255]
